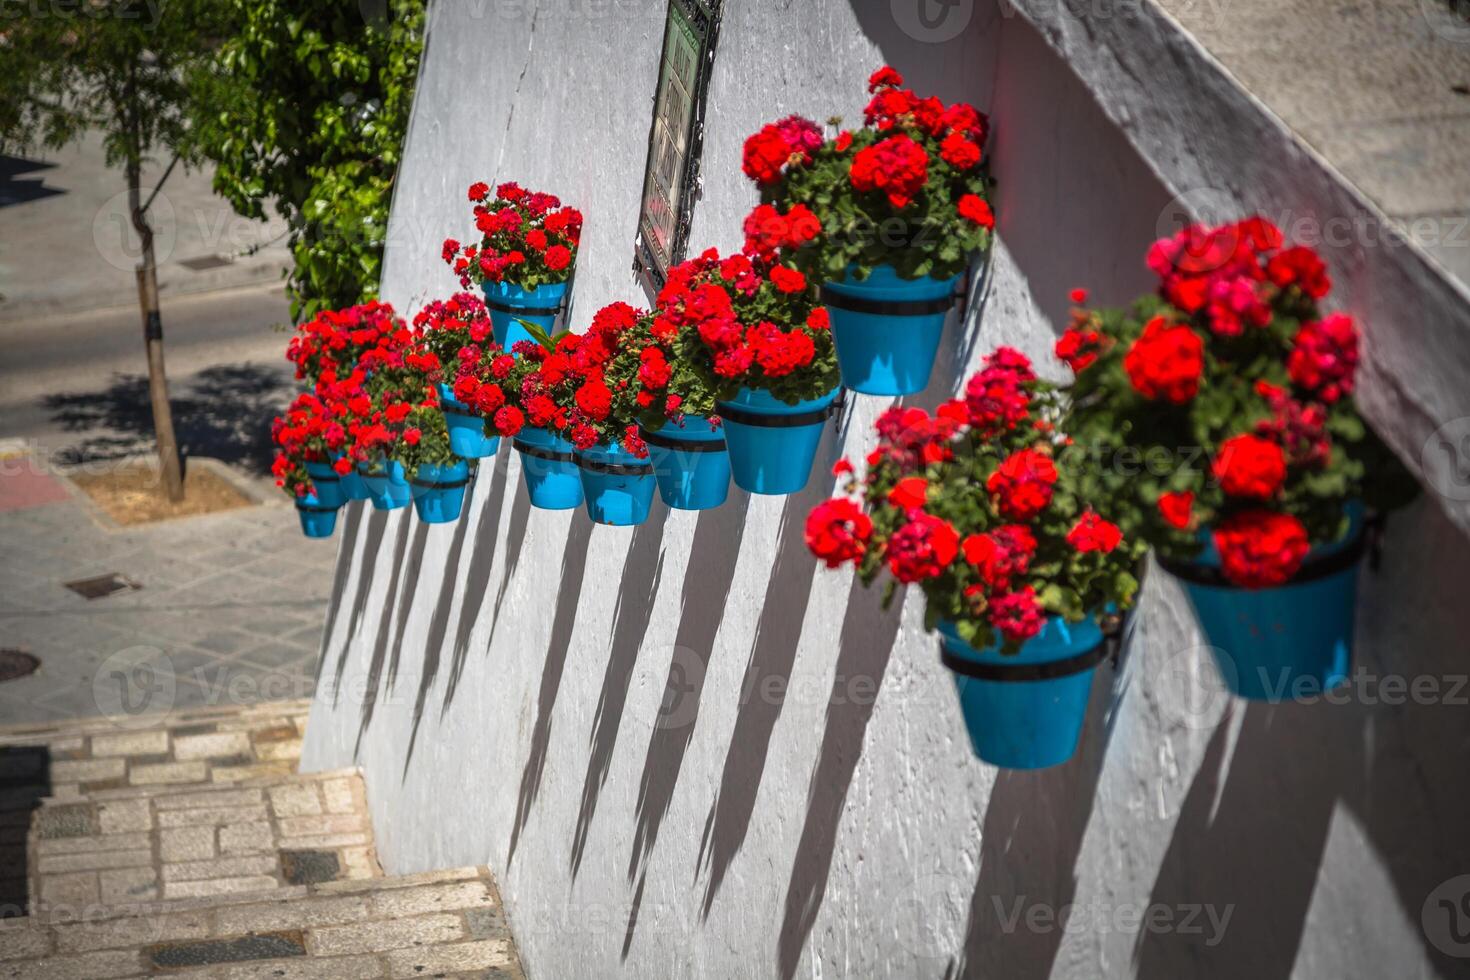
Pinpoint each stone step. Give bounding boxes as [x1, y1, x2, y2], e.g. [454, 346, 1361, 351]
[0, 866, 525, 979]
[25, 770, 383, 918]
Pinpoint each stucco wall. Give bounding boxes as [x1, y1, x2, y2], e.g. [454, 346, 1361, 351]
[301, 2, 1470, 977]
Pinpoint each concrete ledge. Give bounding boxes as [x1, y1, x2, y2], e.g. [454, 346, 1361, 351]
[1005, 0, 1470, 536]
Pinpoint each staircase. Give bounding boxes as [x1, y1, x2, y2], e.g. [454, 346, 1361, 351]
[0, 700, 525, 978]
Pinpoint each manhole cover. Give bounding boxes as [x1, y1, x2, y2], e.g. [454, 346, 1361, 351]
[64, 573, 141, 600]
[0, 649, 39, 683]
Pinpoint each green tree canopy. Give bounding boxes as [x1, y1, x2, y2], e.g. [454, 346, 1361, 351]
[186, 0, 425, 322]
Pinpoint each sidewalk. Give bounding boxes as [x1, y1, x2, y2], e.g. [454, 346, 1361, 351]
[0, 457, 338, 728]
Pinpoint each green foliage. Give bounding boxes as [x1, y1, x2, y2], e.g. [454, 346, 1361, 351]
[186, 0, 425, 322]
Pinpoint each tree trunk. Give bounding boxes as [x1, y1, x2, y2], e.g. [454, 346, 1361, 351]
[130, 192, 184, 502]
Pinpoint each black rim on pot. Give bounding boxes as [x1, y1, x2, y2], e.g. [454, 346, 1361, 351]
[513, 439, 577, 464]
[639, 428, 727, 453]
[940, 639, 1111, 683]
[575, 456, 655, 477]
[483, 298, 566, 317]
[1157, 532, 1369, 589]
[715, 401, 840, 428]
[818, 287, 959, 317]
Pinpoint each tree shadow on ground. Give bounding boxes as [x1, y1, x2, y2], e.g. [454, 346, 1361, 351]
[42, 363, 296, 475]
[0, 155, 63, 209]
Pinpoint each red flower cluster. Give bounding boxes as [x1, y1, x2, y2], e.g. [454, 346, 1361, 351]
[1212, 434, 1287, 499]
[443, 181, 582, 289]
[1066, 512, 1123, 553]
[886, 512, 960, 583]
[962, 524, 1036, 590]
[806, 498, 873, 568]
[964, 346, 1033, 433]
[849, 134, 930, 210]
[287, 301, 405, 386]
[1123, 316, 1204, 404]
[1213, 509, 1311, 588]
[741, 203, 822, 264]
[1287, 313, 1359, 403]
[988, 588, 1046, 645]
[987, 448, 1058, 520]
[742, 115, 824, 186]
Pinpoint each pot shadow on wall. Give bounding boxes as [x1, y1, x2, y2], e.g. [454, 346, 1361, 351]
[570, 508, 670, 879]
[508, 513, 597, 868]
[1130, 497, 1470, 980]
[623, 497, 752, 958]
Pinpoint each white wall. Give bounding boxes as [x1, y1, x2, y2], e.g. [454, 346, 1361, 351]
[302, 2, 1470, 977]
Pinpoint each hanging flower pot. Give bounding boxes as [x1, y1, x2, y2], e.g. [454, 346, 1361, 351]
[304, 460, 347, 510]
[444, 181, 581, 350]
[1059, 216, 1417, 707]
[358, 461, 412, 511]
[576, 441, 656, 526]
[805, 346, 1146, 771]
[295, 491, 340, 539]
[436, 383, 501, 459]
[1159, 510, 1367, 700]
[410, 459, 473, 524]
[642, 416, 730, 511]
[938, 617, 1109, 769]
[514, 427, 584, 510]
[821, 265, 963, 395]
[338, 459, 371, 502]
[737, 65, 994, 394]
[718, 387, 839, 495]
[483, 280, 569, 350]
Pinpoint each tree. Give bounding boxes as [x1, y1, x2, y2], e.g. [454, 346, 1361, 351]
[0, 0, 227, 501]
[185, 0, 425, 323]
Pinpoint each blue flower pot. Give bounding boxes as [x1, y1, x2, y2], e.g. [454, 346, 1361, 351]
[1164, 508, 1365, 701]
[938, 616, 1107, 770]
[514, 426, 583, 510]
[337, 457, 371, 502]
[576, 441, 657, 526]
[642, 415, 730, 511]
[304, 460, 346, 510]
[295, 492, 340, 538]
[716, 387, 839, 496]
[410, 459, 472, 524]
[821, 264, 961, 395]
[358, 461, 412, 511]
[482, 279, 569, 350]
[437, 383, 501, 459]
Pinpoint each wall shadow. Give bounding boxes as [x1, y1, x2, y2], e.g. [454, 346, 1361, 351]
[332, 508, 390, 706]
[0, 746, 49, 918]
[443, 451, 512, 711]
[1133, 497, 1470, 979]
[42, 364, 297, 476]
[507, 516, 596, 868]
[353, 512, 417, 759]
[776, 572, 906, 979]
[314, 501, 364, 684]
[570, 508, 670, 879]
[696, 471, 836, 919]
[624, 497, 752, 958]
[385, 520, 433, 696]
[486, 463, 535, 652]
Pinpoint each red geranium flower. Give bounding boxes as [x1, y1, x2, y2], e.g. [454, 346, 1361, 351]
[986, 448, 1058, 520]
[1287, 313, 1359, 403]
[962, 524, 1036, 590]
[956, 193, 994, 229]
[887, 476, 928, 511]
[988, 587, 1045, 644]
[1213, 509, 1310, 588]
[850, 135, 929, 210]
[939, 131, 981, 170]
[806, 498, 873, 568]
[1157, 490, 1195, 530]
[1067, 511, 1123, 553]
[769, 266, 807, 294]
[1123, 316, 1204, 404]
[1212, 434, 1287, 499]
[885, 512, 960, 583]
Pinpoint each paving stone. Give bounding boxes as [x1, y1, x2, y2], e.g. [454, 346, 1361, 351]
[217, 822, 273, 855]
[253, 740, 301, 763]
[53, 909, 211, 954]
[369, 882, 496, 919]
[153, 789, 262, 811]
[34, 806, 95, 840]
[214, 895, 369, 935]
[157, 805, 270, 830]
[130, 761, 209, 786]
[97, 866, 158, 905]
[172, 732, 251, 762]
[0, 948, 142, 979]
[36, 849, 151, 875]
[211, 763, 294, 785]
[37, 871, 98, 910]
[161, 826, 217, 863]
[95, 800, 151, 835]
[48, 759, 125, 785]
[147, 930, 307, 968]
[280, 851, 340, 886]
[89, 730, 169, 758]
[164, 876, 279, 900]
[319, 779, 355, 815]
[464, 907, 511, 942]
[309, 912, 464, 957]
[340, 847, 377, 880]
[0, 923, 52, 959]
[276, 814, 361, 839]
[275, 833, 370, 851]
[383, 939, 514, 978]
[188, 953, 385, 979]
[163, 855, 278, 883]
[250, 723, 299, 744]
[266, 785, 321, 818]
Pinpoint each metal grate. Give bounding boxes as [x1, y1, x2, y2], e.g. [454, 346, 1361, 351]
[63, 573, 141, 600]
[0, 649, 39, 683]
[178, 254, 235, 271]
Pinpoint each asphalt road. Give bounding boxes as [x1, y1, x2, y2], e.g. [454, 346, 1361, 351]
[0, 282, 298, 477]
